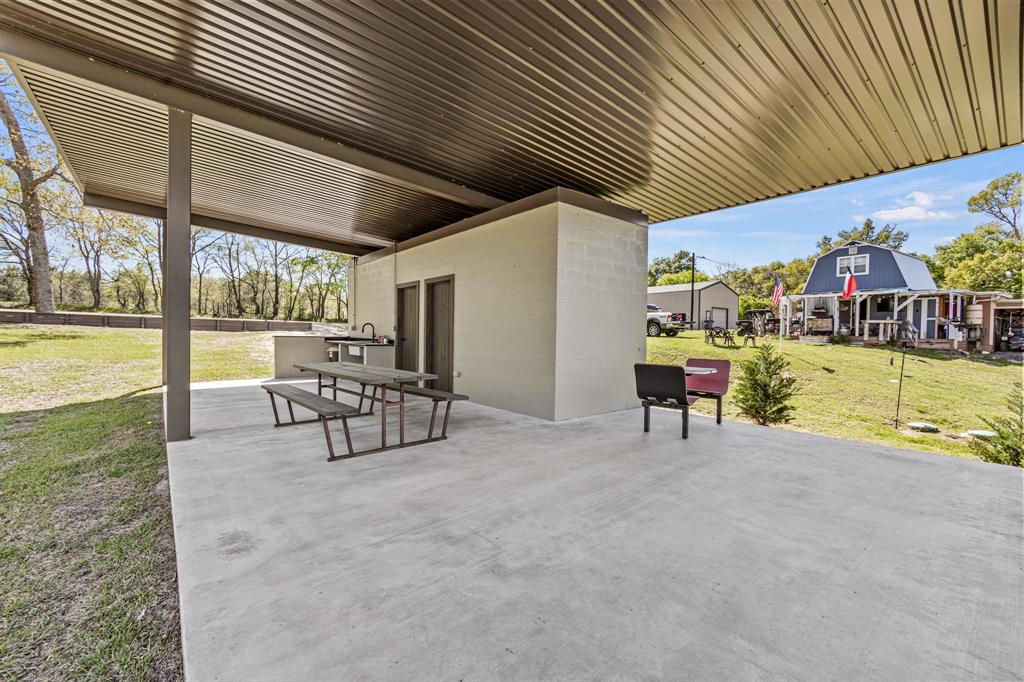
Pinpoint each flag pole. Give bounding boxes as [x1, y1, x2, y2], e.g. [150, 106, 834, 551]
[778, 299, 783, 353]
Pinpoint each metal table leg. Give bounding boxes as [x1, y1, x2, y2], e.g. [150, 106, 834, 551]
[380, 384, 387, 449]
[399, 383, 406, 445]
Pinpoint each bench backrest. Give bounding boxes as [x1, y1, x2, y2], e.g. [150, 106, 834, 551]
[685, 358, 731, 394]
[634, 363, 687, 404]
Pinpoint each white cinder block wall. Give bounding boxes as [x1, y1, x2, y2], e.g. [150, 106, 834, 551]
[352, 194, 646, 420]
[554, 204, 647, 419]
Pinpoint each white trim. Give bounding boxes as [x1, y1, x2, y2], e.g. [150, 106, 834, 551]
[836, 254, 870, 276]
[894, 293, 919, 313]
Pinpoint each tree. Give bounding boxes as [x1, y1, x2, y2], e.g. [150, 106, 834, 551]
[970, 382, 1023, 468]
[190, 227, 221, 315]
[816, 218, 909, 253]
[967, 171, 1021, 239]
[61, 204, 125, 307]
[739, 294, 773, 319]
[0, 171, 32, 298]
[648, 249, 705, 286]
[933, 223, 1021, 295]
[0, 64, 60, 312]
[721, 257, 812, 299]
[655, 270, 709, 286]
[941, 236, 1023, 296]
[733, 344, 799, 425]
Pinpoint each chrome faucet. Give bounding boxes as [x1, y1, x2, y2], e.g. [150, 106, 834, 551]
[361, 322, 375, 339]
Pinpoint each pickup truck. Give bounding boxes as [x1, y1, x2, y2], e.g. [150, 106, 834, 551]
[646, 304, 686, 337]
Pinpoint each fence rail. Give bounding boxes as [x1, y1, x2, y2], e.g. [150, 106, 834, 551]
[0, 308, 312, 332]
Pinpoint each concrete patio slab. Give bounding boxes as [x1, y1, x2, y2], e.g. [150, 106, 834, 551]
[168, 382, 1023, 681]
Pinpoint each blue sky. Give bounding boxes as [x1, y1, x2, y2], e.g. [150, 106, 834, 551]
[649, 145, 1023, 272]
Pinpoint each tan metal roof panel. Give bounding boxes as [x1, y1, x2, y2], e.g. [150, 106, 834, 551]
[2, 0, 1020, 242]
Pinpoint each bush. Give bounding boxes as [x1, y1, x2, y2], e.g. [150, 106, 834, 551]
[971, 382, 1023, 467]
[733, 344, 799, 425]
[829, 333, 850, 344]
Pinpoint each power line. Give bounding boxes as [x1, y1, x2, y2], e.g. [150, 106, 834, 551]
[697, 254, 744, 271]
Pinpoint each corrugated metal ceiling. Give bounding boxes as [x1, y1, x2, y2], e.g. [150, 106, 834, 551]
[2, 0, 1020, 247]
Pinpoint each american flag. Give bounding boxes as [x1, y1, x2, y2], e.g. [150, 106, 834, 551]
[770, 274, 784, 308]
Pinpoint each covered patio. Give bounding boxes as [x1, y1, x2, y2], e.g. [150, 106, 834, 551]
[170, 382, 1023, 680]
[2, 3, 1021, 679]
[1, 0, 1020, 440]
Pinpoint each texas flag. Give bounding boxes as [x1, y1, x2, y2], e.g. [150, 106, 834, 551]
[841, 266, 858, 299]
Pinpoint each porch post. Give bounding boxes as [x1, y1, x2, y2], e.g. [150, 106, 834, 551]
[947, 293, 953, 340]
[165, 108, 191, 441]
[863, 295, 870, 341]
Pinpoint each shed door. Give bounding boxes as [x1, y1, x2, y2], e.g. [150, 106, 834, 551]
[395, 282, 419, 371]
[711, 306, 728, 328]
[425, 276, 455, 392]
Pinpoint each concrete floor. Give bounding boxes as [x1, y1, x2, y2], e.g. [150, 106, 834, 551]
[168, 381, 1023, 681]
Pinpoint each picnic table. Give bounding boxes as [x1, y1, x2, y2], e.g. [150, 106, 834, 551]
[294, 361, 437, 451]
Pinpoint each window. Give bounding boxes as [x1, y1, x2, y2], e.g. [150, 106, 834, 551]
[836, 254, 869, 276]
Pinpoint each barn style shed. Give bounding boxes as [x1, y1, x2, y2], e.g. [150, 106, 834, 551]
[783, 241, 1014, 349]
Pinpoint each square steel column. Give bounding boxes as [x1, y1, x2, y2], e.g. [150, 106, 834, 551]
[165, 108, 191, 441]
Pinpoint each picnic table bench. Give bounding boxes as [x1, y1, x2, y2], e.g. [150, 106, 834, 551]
[386, 383, 468, 440]
[263, 383, 359, 460]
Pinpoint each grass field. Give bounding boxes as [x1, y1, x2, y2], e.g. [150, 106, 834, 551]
[0, 325, 273, 679]
[648, 332, 1017, 457]
[0, 323, 1016, 677]
[0, 326, 273, 412]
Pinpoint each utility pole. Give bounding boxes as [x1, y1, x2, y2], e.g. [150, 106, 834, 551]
[689, 252, 696, 328]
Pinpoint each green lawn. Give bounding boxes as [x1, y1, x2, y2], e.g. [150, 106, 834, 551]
[648, 332, 1017, 458]
[0, 325, 274, 679]
[0, 325, 274, 412]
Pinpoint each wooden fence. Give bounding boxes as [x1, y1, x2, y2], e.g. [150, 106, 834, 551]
[0, 308, 312, 332]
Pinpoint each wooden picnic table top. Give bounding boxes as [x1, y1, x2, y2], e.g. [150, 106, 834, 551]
[294, 361, 437, 385]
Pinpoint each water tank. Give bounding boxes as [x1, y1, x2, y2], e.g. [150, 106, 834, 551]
[964, 304, 983, 325]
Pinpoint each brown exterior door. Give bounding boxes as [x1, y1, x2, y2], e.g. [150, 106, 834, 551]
[425, 275, 454, 392]
[395, 282, 419, 371]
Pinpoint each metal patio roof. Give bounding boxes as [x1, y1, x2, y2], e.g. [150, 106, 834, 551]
[1, 0, 1020, 253]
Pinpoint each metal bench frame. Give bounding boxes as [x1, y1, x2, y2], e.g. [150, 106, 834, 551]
[265, 385, 358, 461]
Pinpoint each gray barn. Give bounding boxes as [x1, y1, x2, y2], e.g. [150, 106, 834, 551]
[782, 240, 1010, 349]
[647, 280, 740, 329]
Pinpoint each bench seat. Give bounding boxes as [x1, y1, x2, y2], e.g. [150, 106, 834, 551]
[385, 384, 468, 401]
[383, 383, 467, 439]
[263, 383, 359, 418]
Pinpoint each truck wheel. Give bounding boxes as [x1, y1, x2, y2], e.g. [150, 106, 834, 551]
[665, 329, 679, 337]
[647, 322, 662, 337]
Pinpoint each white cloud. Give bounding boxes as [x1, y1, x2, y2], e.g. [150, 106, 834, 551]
[852, 214, 866, 222]
[851, 198, 865, 207]
[872, 191, 954, 221]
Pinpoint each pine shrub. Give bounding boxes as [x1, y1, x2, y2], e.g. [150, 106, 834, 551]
[971, 381, 1023, 467]
[733, 344, 799, 426]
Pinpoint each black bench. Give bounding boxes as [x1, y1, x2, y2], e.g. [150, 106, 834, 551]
[386, 384, 468, 440]
[263, 383, 360, 461]
[634, 363, 698, 439]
